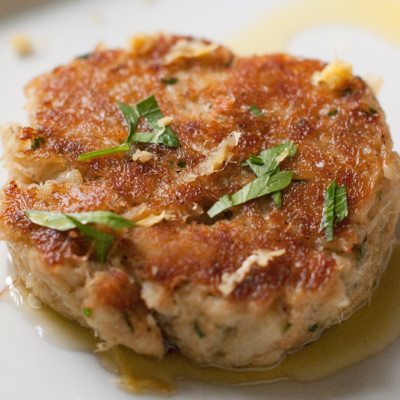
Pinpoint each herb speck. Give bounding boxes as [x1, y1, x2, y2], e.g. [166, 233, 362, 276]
[328, 109, 338, 117]
[250, 105, 265, 117]
[161, 77, 178, 85]
[82, 307, 92, 317]
[194, 321, 206, 338]
[308, 324, 318, 333]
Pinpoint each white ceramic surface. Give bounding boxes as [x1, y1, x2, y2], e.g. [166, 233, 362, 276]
[1, 1, 400, 399]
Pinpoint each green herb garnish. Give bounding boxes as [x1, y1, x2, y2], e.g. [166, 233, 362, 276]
[161, 77, 178, 85]
[334, 185, 348, 223]
[31, 137, 45, 151]
[194, 321, 206, 338]
[117, 102, 140, 144]
[292, 178, 309, 183]
[208, 142, 297, 217]
[78, 96, 179, 161]
[248, 155, 264, 165]
[284, 322, 292, 333]
[319, 179, 348, 241]
[308, 324, 318, 333]
[78, 143, 130, 161]
[241, 141, 297, 177]
[358, 107, 379, 116]
[65, 215, 114, 263]
[76, 53, 92, 60]
[207, 170, 294, 218]
[271, 191, 282, 209]
[24, 210, 134, 263]
[360, 236, 367, 260]
[250, 105, 265, 117]
[24, 210, 135, 231]
[177, 160, 186, 168]
[328, 109, 338, 117]
[82, 307, 92, 317]
[136, 95, 179, 147]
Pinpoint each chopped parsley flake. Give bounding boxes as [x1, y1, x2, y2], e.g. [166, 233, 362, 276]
[177, 160, 186, 168]
[194, 321, 206, 338]
[31, 137, 45, 151]
[360, 236, 368, 260]
[328, 109, 338, 117]
[250, 105, 265, 117]
[76, 52, 92, 60]
[82, 307, 92, 317]
[284, 322, 292, 333]
[308, 324, 318, 333]
[319, 179, 348, 241]
[161, 77, 178, 85]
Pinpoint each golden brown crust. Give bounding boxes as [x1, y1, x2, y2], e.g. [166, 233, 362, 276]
[0, 34, 394, 301]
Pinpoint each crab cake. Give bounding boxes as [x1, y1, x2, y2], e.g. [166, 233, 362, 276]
[0, 33, 399, 367]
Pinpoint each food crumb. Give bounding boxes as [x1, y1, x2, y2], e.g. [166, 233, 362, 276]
[312, 60, 353, 90]
[10, 33, 33, 56]
[131, 149, 154, 163]
[87, 11, 103, 24]
[362, 74, 383, 95]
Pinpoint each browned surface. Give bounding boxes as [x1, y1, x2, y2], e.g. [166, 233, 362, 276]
[0, 34, 393, 302]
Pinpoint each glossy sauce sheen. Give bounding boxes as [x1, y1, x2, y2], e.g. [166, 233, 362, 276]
[227, 0, 400, 54]
[6, 244, 400, 394]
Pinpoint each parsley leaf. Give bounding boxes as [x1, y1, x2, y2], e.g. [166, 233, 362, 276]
[65, 215, 114, 263]
[78, 96, 179, 161]
[24, 210, 135, 263]
[31, 137, 45, 151]
[207, 170, 294, 218]
[208, 142, 297, 217]
[242, 141, 297, 177]
[24, 210, 135, 231]
[334, 185, 348, 223]
[136, 95, 179, 147]
[117, 102, 140, 144]
[319, 179, 348, 241]
[308, 324, 318, 332]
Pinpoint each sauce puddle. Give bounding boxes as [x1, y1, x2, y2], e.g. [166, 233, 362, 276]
[4, 244, 400, 394]
[225, 0, 400, 55]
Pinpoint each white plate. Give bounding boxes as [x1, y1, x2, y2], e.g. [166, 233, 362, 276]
[1, 0, 400, 398]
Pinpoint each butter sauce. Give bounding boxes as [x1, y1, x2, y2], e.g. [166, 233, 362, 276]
[226, 0, 400, 55]
[4, 275, 95, 353]
[5, 244, 400, 394]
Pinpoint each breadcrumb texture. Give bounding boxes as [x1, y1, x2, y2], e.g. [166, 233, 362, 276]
[1, 33, 399, 367]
